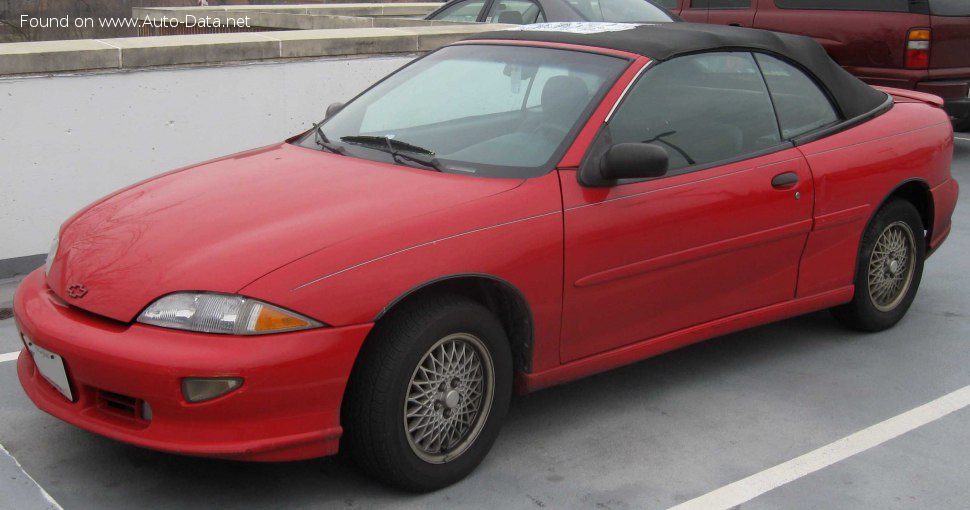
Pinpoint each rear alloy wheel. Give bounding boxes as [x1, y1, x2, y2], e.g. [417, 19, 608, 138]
[832, 199, 925, 331]
[866, 221, 917, 313]
[342, 295, 512, 492]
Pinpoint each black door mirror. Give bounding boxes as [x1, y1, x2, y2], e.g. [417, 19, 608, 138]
[599, 143, 669, 182]
[325, 102, 344, 119]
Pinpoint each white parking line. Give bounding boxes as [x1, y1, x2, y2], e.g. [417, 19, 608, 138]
[0, 443, 64, 510]
[956, 136, 970, 142]
[0, 351, 20, 363]
[669, 384, 970, 510]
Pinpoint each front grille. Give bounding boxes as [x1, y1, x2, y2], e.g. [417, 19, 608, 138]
[97, 390, 145, 420]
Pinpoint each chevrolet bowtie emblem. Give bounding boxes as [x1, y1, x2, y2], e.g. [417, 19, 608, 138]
[67, 284, 88, 299]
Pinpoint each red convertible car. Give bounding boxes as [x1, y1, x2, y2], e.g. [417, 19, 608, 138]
[15, 23, 958, 491]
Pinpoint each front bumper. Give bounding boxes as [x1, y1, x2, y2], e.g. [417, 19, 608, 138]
[15, 269, 372, 461]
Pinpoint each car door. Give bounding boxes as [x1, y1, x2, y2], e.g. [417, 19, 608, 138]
[706, 0, 758, 26]
[678, 0, 709, 21]
[559, 52, 814, 362]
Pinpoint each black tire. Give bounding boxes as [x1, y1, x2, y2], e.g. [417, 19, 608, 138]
[341, 294, 513, 492]
[831, 199, 925, 332]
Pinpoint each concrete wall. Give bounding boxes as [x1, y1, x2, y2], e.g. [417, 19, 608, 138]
[134, 3, 443, 19]
[0, 55, 414, 265]
[0, 24, 502, 75]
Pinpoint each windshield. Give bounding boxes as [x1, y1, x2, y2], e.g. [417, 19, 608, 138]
[564, 0, 678, 22]
[298, 44, 628, 178]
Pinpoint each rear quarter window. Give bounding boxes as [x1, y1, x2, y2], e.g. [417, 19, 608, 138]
[774, 0, 909, 12]
[754, 54, 839, 138]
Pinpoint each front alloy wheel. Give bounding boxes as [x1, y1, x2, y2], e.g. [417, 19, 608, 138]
[342, 295, 512, 492]
[404, 333, 494, 464]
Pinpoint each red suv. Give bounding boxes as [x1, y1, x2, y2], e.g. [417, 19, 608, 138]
[656, 0, 970, 130]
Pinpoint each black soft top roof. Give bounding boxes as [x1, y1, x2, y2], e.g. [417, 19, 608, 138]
[464, 23, 888, 119]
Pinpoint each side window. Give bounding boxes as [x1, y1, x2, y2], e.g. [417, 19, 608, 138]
[430, 0, 486, 21]
[606, 52, 781, 174]
[486, 0, 544, 24]
[755, 54, 839, 138]
[653, 0, 680, 8]
[775, 0, 909, 12]
[707, 0, 751, 8]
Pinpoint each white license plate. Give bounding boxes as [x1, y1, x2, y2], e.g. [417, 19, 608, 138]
[25, 338, 73, 401]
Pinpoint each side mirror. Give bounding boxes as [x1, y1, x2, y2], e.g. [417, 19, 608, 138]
[325, 102, 344, 119]
[600, 143, 669, 182]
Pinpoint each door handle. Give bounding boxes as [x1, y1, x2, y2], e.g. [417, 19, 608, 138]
[771, 172, 799, 189]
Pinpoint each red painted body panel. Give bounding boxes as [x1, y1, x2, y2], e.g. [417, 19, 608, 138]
[706, 0, 759, 28]
[15, 270, 371, 461]
[521, 286, 854, 392]
[558, 149, 814, 361]
[795, 95, 954, 297]
[240, 171, 567, 373]
[14, 38, 959, 463]
[929, 178, 959, 253]
[46, 143, 523, 323]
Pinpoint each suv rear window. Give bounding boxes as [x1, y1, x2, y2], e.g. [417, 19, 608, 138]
[929, 0, 970, 16]
[774, 0, 909, 12]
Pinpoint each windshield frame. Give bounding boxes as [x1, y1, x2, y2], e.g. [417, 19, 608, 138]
[293, 42, 633, 179]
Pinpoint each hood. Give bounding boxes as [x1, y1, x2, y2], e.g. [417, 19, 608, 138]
[47, 143, 523, 322]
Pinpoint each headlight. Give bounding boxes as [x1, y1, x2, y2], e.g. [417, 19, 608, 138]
[44, 235, 59, 274]
[137, 293, 323, 335]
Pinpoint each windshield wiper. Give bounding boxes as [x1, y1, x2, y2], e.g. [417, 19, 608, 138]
[313, 122, 346, 155]
[340, 135, 445, 172]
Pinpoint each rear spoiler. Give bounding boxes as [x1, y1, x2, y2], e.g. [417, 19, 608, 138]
[873, 86, 945, 108]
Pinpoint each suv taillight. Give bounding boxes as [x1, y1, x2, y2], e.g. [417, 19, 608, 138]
[906, 28, 931, 69]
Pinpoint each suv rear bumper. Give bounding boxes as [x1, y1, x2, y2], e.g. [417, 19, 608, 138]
[916, 80, 970, 125]
[943, 97, 970, 126]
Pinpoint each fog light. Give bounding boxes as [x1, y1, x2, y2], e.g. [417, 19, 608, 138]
[141, 402, 153, 421]
[182, 377, 243, 403]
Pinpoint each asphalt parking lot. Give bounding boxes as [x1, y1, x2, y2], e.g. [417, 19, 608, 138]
[1, 134, 968, 510]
